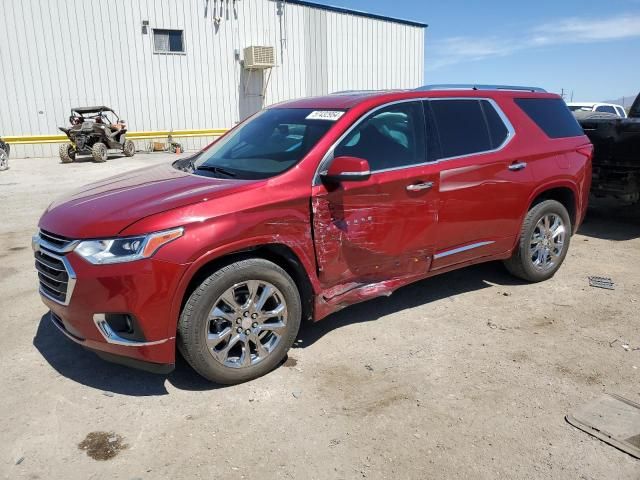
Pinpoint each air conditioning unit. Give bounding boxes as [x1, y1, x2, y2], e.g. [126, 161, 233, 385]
[243, 46, 276, 69]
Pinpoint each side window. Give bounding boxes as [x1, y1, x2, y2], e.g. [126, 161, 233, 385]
[334, 102, 426, 171]
[615, 106, 626, 117]
[480, 100, 509, 149]
[596, 105, 616, 114]
[515, 98, 584, 138]
[429, 99, 492, 158]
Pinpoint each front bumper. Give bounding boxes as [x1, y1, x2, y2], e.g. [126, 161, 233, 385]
[39, 250, 189, 368]
[49, 311, 174, 374]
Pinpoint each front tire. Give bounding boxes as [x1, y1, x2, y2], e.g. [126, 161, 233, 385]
[91, 142, 108, 162]
[504, 199, 571, 282]
[178, 259, 302, 384]
[123, 139, 135, 157]
[59, 143, 76, 163]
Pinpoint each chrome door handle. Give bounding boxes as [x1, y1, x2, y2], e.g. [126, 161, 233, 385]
[406, 181, 434, 192]
[508, 162, 527, 171]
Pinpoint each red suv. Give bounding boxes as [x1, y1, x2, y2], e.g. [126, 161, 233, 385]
[33, 85, 593, 384]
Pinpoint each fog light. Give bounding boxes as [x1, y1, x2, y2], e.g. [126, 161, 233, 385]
[94, 313, 145, 342]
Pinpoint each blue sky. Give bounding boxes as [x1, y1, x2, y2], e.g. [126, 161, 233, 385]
[311, 0, 640, 105]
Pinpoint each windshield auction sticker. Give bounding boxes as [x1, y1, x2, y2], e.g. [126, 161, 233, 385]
[306, 110, 345, 121]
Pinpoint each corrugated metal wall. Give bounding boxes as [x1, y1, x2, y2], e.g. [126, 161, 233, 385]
[0, 0, 425, 158]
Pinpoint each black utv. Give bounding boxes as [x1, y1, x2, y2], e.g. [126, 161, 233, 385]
[58, 106, 135, 163]
[575, 93, 640, 203]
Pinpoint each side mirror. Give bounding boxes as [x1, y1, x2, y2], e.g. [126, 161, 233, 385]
[320, 156, 371, 183]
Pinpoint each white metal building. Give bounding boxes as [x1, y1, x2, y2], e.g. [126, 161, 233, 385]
[0, 0, 426, 157]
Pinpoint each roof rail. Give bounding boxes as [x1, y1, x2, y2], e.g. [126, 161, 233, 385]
[330, 89, 400, 95]
[415, 84, 547, 93]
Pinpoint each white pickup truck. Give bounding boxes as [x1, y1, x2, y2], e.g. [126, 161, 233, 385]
[567, 102, 627, 118]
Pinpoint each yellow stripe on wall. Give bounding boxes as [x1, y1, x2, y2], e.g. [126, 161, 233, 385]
[3, 129, 229, 145]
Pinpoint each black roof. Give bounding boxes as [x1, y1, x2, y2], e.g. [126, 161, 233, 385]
[71, 106, 114, 114]
[275, 0, 427, 28]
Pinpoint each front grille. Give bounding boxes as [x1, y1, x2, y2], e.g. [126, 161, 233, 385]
[34, 231, 77, 306]
[39, 230, 74, 251]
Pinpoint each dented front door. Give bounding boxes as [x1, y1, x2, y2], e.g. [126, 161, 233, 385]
[311, 165, 439, 290]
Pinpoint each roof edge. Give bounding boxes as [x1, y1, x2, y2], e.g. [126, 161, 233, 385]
[272, 0, 428, 28]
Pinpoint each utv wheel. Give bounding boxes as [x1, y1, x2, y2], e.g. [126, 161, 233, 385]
[178, 259, 301, 384]
[59, 143, 76, 164]
[123, 139, 135, 157]
[91, 142, 108, 162]
[504, 199, 571, 282]
[0, 148, 8, 171]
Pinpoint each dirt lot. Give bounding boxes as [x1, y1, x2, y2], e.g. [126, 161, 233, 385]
[0, 153, 639, 479]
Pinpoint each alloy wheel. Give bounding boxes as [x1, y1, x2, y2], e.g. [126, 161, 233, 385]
[529, 213, 566, 271]
[205, 280, 288, 368]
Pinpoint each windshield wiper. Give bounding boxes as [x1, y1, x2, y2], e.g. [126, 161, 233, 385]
[195, 165, 238, 178]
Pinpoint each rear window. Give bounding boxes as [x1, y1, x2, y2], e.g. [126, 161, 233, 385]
[596, 105, 616, 114]
[515, 98, 583, 138]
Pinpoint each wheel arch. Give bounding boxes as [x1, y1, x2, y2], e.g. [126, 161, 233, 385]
[172, 243, 316, 337]
[526, 183, 578, 234]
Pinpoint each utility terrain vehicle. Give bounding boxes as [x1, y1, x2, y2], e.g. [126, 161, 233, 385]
[58, 106, 135, 163]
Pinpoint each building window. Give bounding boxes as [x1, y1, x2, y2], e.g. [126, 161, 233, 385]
[153, 29, 185, 54]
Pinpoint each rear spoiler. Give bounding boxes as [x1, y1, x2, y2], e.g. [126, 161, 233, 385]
[630, 92, 640, 118]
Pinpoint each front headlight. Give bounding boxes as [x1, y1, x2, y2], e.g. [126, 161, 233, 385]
[74, 227, 184, 264]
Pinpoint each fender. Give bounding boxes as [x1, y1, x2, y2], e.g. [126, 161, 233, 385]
[510, 177, 581, 253]
[166, 235, 322, 338]
[526, 178, 579, 212]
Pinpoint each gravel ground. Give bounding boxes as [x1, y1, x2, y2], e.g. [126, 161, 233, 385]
[1, 153, 639, 479]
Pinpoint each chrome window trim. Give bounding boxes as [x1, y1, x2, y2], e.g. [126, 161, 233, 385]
[313, 97, 516, 185]
[335, 170, 371, 176]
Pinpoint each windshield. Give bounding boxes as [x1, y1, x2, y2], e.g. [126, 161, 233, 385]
[187, 108, 343, 180]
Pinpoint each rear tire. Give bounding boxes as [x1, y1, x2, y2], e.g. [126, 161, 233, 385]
[504, 199, 571, 282]
[123, 139, 135, 157]
[91, 142, 108, 162]
[59, 144, 76, 164]
[178, 259, 302, 384]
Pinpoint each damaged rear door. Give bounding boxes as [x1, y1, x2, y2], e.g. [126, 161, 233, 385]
[311, 101, 439, 292]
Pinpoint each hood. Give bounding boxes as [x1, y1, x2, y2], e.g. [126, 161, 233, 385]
[39, 162, 252, 238]
[630, 92, 640, 118]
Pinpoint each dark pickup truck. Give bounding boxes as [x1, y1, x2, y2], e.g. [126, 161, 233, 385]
[576, 93, 640, 203]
